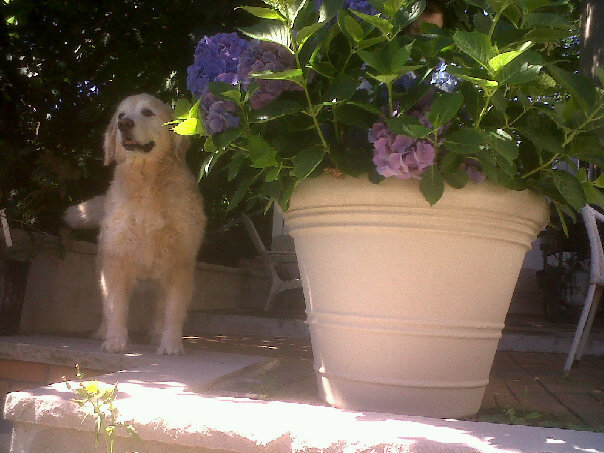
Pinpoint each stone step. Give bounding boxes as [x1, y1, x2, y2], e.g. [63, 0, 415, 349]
[3, 336, 604, 453]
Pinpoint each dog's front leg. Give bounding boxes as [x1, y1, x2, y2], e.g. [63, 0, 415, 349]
[157, 266, 194, 355]
[99, 257, 134, 353]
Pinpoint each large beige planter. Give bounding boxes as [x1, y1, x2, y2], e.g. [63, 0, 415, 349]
[284, 175, 549, 418]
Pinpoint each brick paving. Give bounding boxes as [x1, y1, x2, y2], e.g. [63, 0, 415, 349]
[185, 335, 604, 432]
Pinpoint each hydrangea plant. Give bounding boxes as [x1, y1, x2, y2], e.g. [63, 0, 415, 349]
[172, 0, 603, 229]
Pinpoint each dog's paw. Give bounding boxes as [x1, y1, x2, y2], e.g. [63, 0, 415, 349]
[102, 336, 128, 353]
[157, 337, 184, 355]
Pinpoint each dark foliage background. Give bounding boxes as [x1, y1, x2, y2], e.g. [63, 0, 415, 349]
[0, 0, 255, 231]
[0, 0, 274, 264]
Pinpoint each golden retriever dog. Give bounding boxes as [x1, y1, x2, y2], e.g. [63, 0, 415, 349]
[64, 94, 206, 354]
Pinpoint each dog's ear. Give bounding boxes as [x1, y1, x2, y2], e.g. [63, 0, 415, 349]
[173, 132, 190, 162]
[103, 114, 118, 166]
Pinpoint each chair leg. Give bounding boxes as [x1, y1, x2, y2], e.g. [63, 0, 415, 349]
[576, 286, 602, 361]
[564, 283, 597, 375]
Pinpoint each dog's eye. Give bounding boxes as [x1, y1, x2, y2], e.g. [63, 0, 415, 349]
[118, 112, 125, 119]
[141, 109, 155, 117]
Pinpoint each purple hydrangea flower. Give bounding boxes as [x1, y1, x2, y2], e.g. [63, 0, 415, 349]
[370, 122, 435, 179]
[201, 91, 240, 135]
[187, 33, 250, 98]
[461, 160, 486, 183]
[237, 41, 302, 110]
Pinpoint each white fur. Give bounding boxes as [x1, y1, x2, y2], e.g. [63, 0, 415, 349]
[65, 94, 206, 355]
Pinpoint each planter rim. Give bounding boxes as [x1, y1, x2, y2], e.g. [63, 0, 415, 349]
[287, 175, 549, 231]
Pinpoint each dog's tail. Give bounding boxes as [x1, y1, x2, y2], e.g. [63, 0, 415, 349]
[63, 195, 105, 229]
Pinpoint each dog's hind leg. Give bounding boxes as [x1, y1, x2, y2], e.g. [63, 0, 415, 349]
[157, 265, 194, 355]
[99, 257, 135, 353]
[149, 287, 167, 346]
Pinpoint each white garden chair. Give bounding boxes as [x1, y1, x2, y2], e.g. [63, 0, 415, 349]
[241, 214, 301, 311]
[563, 205, 604, 374]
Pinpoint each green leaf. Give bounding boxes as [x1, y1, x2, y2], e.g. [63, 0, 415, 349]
[382, 0, 407, 18]
[439, 151, 463, 174]
[247, 135, 278, 168]
[595, 173, 604, 189]
[308, 47, 337, 77]
[578, 169, 604, 208]
[387, 115, 430, 138]
[486, 129, 518, 162]
[334, 103, 376, 127]
[228, 177, 254, 212]
[228, 152, 248, 181]
[297, 21, 328, 47]
[319, 0, 344, 21]
[252, 99, 305, 121]
[552, 170, 587, 211]
[356, 35, 388, 50]
[173, 117, 204, 136]
[239, 20, 291, 49]
[249, 68, 304, 86]
[340, 12, 364, 42]
[420, 166, 445, 205]
[173, 99, 192, 119]
[388, 41, 414, 74]
[457, 74, 499, 92]
[444, 129, 485, 155]
[524, 12, 573, 29]
[325, 73, 357, 102]
[428, 92, 463, 128]
[443, 167, 469, 189]
[265, 165, 281, 182]
[237, 6, 285, 21]
[393, 0, 425, 30]
[292, 145, 325, 179]
[208, 81, 242, 103]
[350, 10, 393, 36]
[357, 49, 389, 74]
[546, 64, 598, 112]
[214, 127, 243, 149]
[278, 179, 299, 211]
[488, 41, 532, 73]
[518, 0, 550, 13]
[595, 66, 604, 88]
[497, 51, 542, 85]
[368, 70, 421, 85]
[453, 30, 494, 69]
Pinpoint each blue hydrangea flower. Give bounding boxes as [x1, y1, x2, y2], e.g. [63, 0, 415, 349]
[344, 0, 379, 15]
[186, 33, 250, 98]
[430, 61, 458, 93]
[315, 0, 379, 16]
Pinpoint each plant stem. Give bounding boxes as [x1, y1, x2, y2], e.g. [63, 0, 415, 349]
[521, 153, 560, 179]
[286, 10, 330, 153]
[475, 93, 493, 129]
[387, 83, 394, 117]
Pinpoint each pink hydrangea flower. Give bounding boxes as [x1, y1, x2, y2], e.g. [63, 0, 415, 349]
[370, 121, 435, 180]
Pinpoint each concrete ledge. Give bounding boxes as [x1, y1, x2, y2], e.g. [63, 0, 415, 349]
[3, 336, 604, 452]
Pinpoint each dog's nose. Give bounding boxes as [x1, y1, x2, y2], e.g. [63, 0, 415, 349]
[118, 117, 135, 132]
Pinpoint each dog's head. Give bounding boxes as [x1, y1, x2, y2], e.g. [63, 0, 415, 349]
[103, 94, 189, 165]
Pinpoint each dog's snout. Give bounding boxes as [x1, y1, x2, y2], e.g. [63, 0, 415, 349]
[118, 117, 135, 132]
